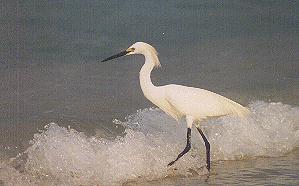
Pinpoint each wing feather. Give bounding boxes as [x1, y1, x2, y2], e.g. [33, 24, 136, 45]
[164, 84, 249, 120]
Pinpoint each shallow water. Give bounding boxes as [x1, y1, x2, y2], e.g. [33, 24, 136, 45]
[131, 149, 299, 186]
[1, 102, 298, 185]
[0, 0, 298, 185]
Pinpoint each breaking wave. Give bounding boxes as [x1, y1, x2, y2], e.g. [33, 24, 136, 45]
[0, 101, 298, 185]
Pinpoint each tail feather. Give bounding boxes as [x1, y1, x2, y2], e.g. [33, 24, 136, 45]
[224, 98, 250, 118]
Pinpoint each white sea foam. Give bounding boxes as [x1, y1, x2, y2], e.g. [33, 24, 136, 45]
[0, 101, 298, 185]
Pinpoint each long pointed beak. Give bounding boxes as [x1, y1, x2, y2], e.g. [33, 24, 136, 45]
[101, 50, 130, 62]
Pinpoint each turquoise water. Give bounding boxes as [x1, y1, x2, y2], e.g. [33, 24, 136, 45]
[0, 1, 298, 185]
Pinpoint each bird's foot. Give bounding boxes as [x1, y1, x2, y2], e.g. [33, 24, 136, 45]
[207, 164, 210, 172]
[167, 160, 176, 166]
[167, 128, 192, 167]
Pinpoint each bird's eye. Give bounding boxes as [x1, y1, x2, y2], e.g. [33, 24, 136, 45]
[127, 47, 135, 53]
[126, 48, 135, 53]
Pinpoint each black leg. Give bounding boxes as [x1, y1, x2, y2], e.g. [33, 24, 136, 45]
[197, 128, 211, 171]
[168, 128, 191, 166]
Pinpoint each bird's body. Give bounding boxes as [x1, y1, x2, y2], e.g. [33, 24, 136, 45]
[152, 84, 249, 122]
[102, 42, 249, 171]
[138, 42, 249, 123]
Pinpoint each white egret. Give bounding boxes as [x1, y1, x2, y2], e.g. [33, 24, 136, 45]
[101, 42, 250, 171]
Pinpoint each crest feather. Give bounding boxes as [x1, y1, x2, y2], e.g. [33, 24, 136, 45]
[144, 43, 160, 68]
[134, 42, 161, 68]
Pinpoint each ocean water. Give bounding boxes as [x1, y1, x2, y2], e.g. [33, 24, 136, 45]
[0, 1, 298, 185]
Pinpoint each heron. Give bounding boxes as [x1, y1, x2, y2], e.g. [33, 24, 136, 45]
[101, 42, 250, 171]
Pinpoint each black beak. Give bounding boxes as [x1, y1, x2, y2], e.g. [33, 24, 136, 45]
[101, 50, 130, 62]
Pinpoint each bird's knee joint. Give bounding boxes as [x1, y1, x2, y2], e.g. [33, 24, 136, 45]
[184, 143, 191, 150]
[187, 144, 191, 150]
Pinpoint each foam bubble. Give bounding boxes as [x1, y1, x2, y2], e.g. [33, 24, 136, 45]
[205, 101, 299, 160]
[24, 120, 205, 185]
[0, 101, 298, 185]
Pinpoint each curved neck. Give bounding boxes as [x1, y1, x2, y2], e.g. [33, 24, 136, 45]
[139, 53, 157, 99]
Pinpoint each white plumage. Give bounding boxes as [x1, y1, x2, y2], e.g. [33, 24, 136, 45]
[159, 85, 249, 122]
[102, 41, 250, 171]
[135, 42, 250, 124]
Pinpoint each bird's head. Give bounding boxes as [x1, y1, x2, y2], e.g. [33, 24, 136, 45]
[101, 42, 160, 67]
